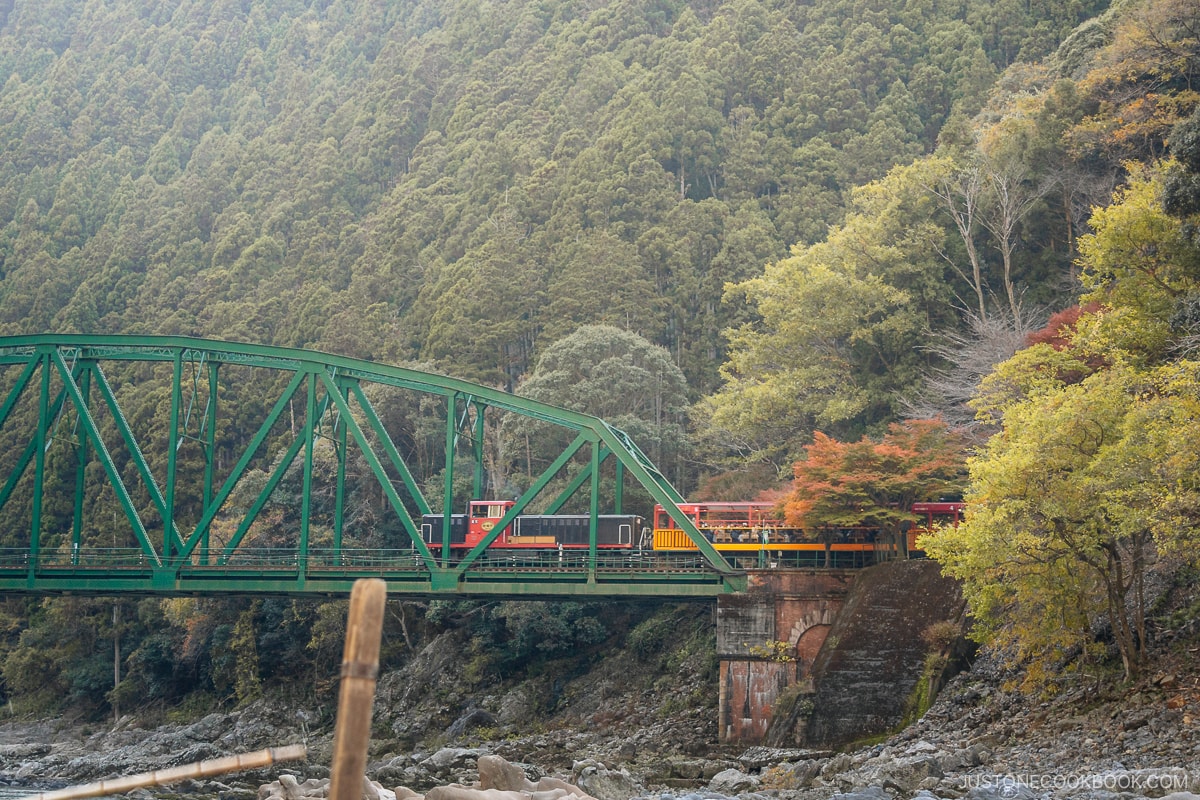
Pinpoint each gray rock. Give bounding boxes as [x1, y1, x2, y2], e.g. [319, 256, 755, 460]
[14, 761, 44, 780]
[936, 746, 985, 773]
[737, 746, 832, 770]
[421, 748, 483, 773]
[478, 754, 532, 791]
[707, 768, 760, 795]
[867, 754, 943, 793]
[573, 759, 643, 800]
[779, 759, 822, 789]
[278, 774, 305, 800]
[830, 787, 890, 800]
[0, 743, 52, 762]
[965, 780, 1036, 800]
[820, 753, 854, 779]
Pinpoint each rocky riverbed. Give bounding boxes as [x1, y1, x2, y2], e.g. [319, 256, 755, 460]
[0, 642, 1197, 800]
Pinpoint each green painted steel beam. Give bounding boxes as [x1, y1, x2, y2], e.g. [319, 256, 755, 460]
[317, 372, 436, 568]
[49, 351, 163, 565]
[0, 335, 746, 597]
[454, 433, 591, 573]
[346, 381, 430, 516]
[0, 574, 735, 599]
[177, 369, 307, 562]
[89, 364, 187, 555]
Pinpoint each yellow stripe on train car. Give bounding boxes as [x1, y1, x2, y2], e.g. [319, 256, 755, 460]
[652, 529, 700, 550]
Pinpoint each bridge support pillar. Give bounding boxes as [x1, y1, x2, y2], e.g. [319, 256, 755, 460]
[716, 569, 855, 744]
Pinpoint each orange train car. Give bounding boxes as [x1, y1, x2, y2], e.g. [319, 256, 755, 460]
[651, 502, 880, 568]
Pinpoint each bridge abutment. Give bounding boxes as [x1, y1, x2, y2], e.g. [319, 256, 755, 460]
[716, 560, 966, 747]
[716, 569, 855, 743]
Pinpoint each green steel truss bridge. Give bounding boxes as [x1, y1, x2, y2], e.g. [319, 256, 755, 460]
[0, 335, 745, 599]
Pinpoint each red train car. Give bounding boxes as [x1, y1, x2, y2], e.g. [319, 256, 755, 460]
[907, 501, 965, 554]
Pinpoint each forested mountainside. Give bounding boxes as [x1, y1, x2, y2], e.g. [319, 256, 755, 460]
[0, 0, 1097, 395]
[1, 0, 1199, 720]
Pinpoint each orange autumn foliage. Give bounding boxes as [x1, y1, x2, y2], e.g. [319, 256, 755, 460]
[784, 419, 967, 533]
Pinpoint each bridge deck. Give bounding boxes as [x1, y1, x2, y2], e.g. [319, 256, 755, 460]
[0, 547, 736, 598]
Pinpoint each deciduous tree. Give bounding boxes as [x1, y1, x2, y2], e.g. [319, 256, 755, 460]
[784, 419, 967, 547]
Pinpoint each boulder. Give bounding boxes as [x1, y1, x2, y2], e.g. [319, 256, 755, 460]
[422, 748, 484, 773]
[478, 755, 534, 792]
[571, 760, 640, 800]
[708, 768, 760, 795]
[860, 754, 944, 794]
[425, 787, 529, 800]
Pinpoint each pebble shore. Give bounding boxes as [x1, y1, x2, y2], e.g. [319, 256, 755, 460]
[0, 646, 1196, 800]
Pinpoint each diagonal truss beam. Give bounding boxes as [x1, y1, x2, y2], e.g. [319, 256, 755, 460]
[455, 432, 592, 573]
[178, 370, 307, 561]
[90, 364, 186, 556]
[318, 371, 438, 571]
[50, 350, 163, 565]
[346, 381, 430, 516]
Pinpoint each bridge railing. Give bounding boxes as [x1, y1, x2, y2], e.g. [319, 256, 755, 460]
[0, 547, 718, 575]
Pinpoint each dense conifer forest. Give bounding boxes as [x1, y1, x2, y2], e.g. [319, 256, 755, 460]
[0, 0, 1197, 717]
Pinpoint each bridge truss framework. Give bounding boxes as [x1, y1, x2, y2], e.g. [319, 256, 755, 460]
[0, 335, 745, 598]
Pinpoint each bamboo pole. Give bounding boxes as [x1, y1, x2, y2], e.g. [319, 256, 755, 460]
[329, 577, 388, 800]
[16, 744, 307, 800]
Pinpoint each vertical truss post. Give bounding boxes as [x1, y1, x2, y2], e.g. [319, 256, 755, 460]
[71, 365, 92, 565]
[299, 370, 317, 582]
[164, 351, 183, 563]
[202, 361, 218, 565]
[588, 441, 599, 579]
[333, 378, 349, 560]
[441, 392, 458, 568]
[30, 351, 51, 577]
[0, 359, 41, 521]
[472, 401, 485, 501]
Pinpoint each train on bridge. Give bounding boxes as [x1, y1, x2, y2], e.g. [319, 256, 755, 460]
[421, 499, 964, 568]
